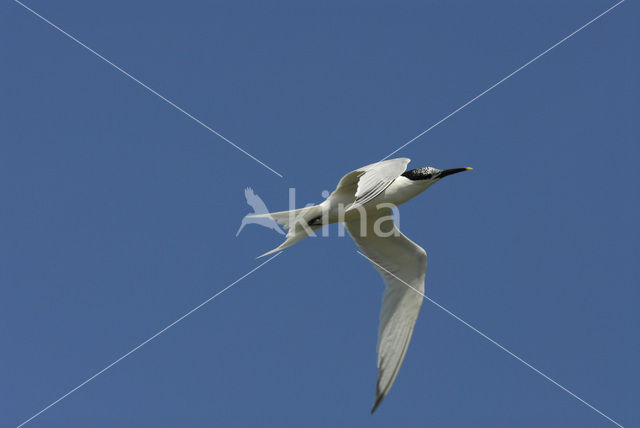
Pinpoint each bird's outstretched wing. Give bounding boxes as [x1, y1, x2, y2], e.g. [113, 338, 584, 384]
[244, 187, 271, 214]
[331, 158, 410, 210]
[345, 208, 426, 413]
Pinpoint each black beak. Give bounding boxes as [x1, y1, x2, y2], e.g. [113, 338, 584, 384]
[437, 167, 472, 179]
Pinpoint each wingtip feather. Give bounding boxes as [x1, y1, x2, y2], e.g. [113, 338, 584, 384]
[370, 390, 385, 414]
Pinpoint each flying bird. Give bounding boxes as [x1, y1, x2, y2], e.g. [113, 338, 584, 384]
[236, 187, 285, 236]
[252, 158, 471, 412]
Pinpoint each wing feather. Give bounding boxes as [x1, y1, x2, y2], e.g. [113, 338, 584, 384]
[330, 158, 410, 209]
[345, 208, 426, 413]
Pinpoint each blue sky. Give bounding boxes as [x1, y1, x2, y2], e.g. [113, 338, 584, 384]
[2, 1, 638, 427]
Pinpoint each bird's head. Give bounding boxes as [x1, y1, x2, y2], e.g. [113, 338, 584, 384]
[401, 166, 472, 185]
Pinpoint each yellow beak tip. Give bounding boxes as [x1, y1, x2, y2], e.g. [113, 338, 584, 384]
[465, 167, 473, 171]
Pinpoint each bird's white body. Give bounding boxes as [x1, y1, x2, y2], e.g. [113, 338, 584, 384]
[251, 158, 470, 412]
[335, 176, 431, 214]
[317, 168, 435, 225]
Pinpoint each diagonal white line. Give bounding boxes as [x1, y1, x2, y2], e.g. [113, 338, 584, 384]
[14, 0, 284, 178]
[356, 250, 624, 427]
[381, 0, 625, 161]
[16, 252, 282, 428]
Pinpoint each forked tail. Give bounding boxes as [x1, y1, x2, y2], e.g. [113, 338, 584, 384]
[249, 205, 324, 258]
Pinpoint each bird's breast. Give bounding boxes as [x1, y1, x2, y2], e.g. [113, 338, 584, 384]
[375, 176, 429, 207]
